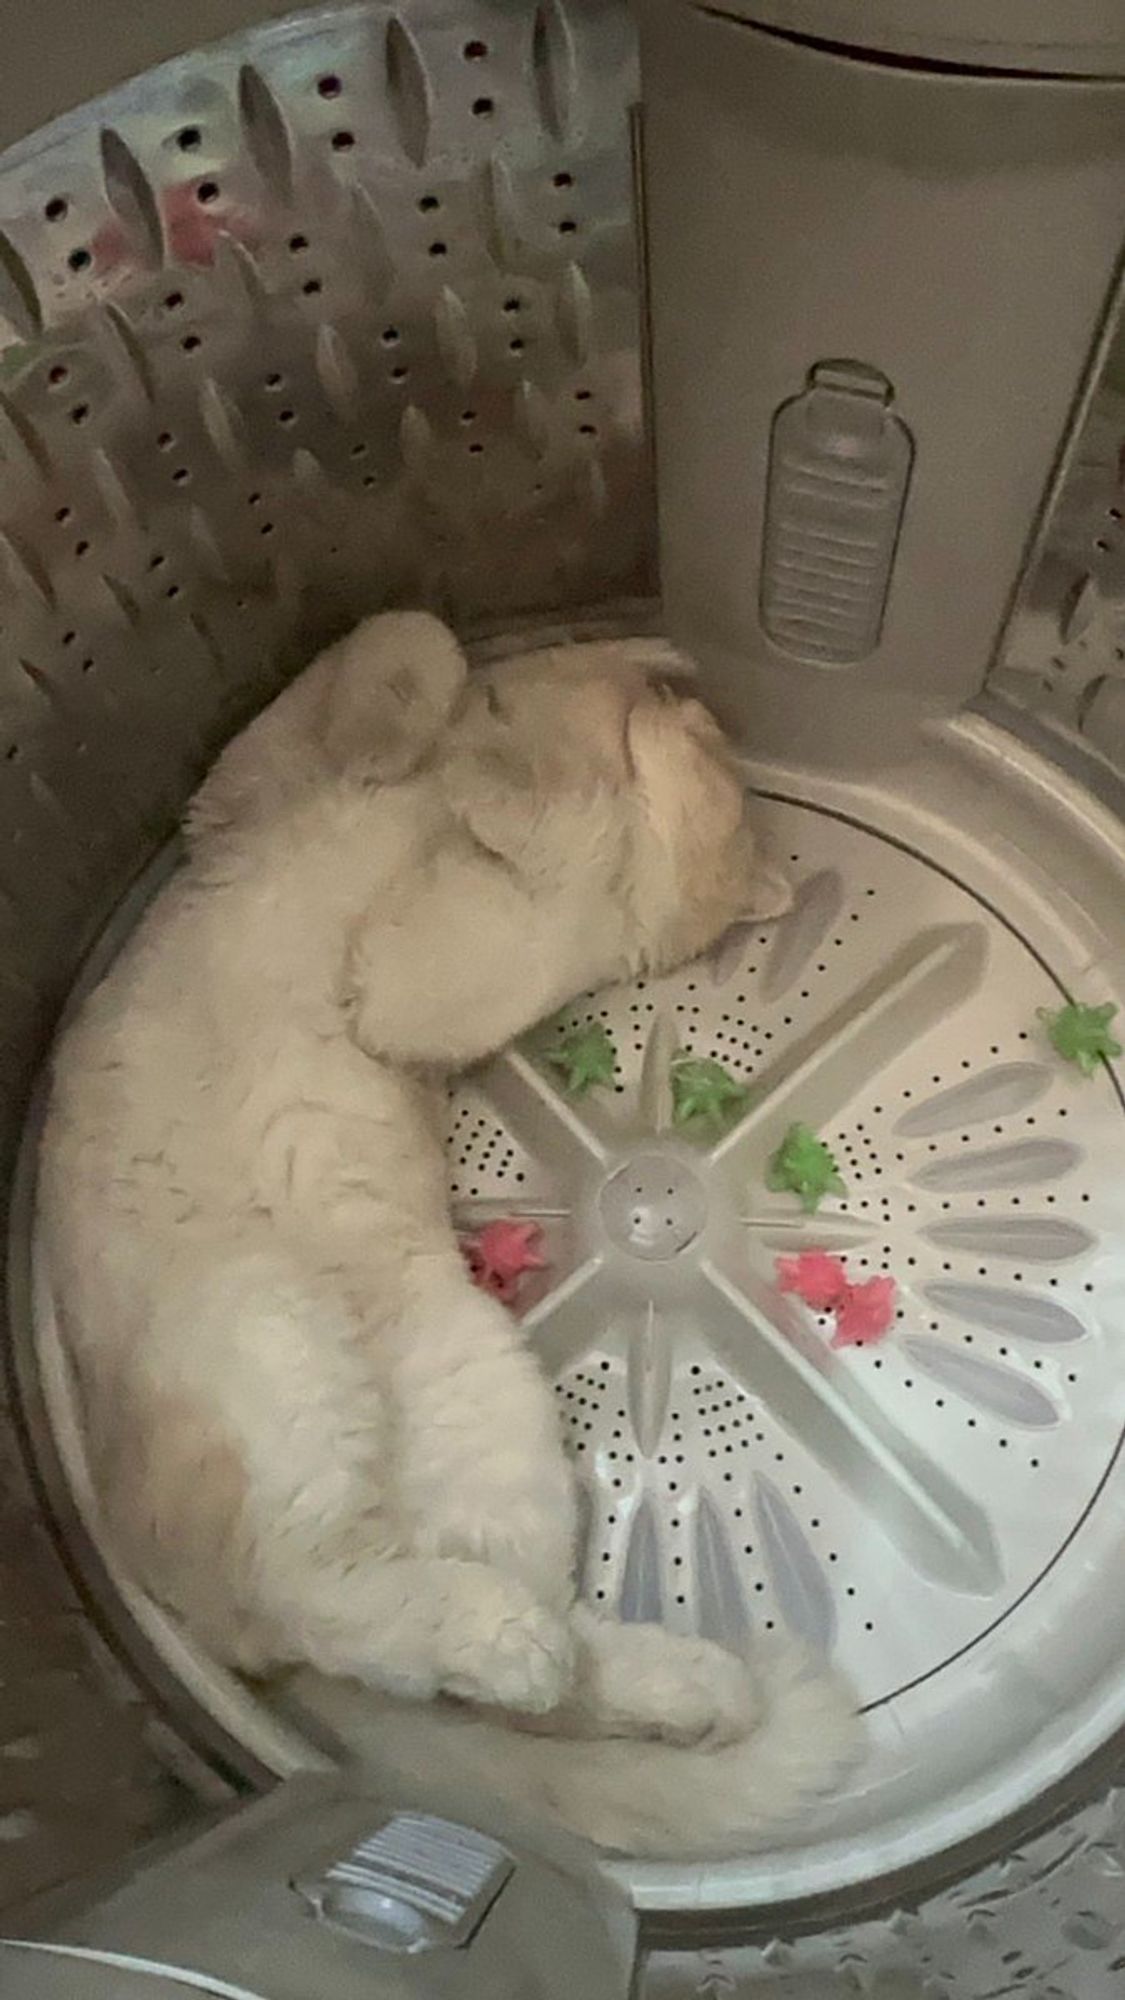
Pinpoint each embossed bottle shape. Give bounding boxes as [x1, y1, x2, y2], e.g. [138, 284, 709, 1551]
[761, 360, 914, 664]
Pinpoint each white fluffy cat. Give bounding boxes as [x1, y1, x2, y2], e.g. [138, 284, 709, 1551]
[40, 613, 857, 1857]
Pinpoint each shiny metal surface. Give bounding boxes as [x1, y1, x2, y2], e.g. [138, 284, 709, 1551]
[0, 0, 648, 1914]
[0, 0, 648, 1145]
[641, 1767, 1125, 1996]
[999, 372, 1125, 778]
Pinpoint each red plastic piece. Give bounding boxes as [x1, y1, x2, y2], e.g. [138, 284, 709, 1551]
[776, 1250, 850, 1312]
[831, 1275, 897, 1349]
[462, 1219, 548, 1306]
[775, 1252, 897, 1349]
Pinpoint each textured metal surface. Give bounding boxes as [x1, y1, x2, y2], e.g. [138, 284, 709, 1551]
[0, 0, 647, 1918]
[641, 1771, 1125, 1999]
[997, 377, 1125, 777]
[0, 0, 648, 1109]
[0, 1404, 194, 1913]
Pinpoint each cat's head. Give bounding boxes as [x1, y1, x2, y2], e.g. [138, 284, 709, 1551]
[446, 637, 791, 976]
[337, 616, 789, 1067]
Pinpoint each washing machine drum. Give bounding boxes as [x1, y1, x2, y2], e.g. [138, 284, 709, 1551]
[1, 0, 1125, 1992]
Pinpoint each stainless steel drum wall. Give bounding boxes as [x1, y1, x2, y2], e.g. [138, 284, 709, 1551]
[0, 0, 649, 1913]
[0, 0, 649, 1166]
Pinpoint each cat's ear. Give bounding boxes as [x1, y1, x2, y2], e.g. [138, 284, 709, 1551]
[319, 610, 467, 783]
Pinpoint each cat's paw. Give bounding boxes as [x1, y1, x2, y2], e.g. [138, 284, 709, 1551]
[644, 1636, 763, 1749]
[571, 1611, 763, 1747]
[441, 1577, 575, 1716]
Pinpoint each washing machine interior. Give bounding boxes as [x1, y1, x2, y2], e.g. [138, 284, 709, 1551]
[0, 2, 1124, 1996]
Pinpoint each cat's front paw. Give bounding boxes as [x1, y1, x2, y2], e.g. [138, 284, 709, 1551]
[440, 1577, 575, 1716]
[571, 1611, 764, 1747]
[646, 1636, 763, 1748]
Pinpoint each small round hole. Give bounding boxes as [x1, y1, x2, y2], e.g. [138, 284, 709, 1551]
[278, 409, 296, 426]
[165, 583, 181, 599]
[264, 373, 284, 391]
[428, 241, 448, 257]
[149, 553, 166, 570]
[44, 197, 68, 222]
[70, 403, 90, 426]
[67, 247, 91, 273]
[553, 171, 573, 189]
[164, 290, 185, 311]
[503, 297, 521, 314]
[558, 218, 577, 235]
[471, 97, 494, 117]
[177, 126, 202, 152]
[468, 442, 483, 455]
[157, 431, 175, 450]
[181, 334, 202, 353]
[302, 278, 322, 296]
[47, 364, 69, 388]
[55, 508, 73, 526]
[463, 38, 488, 59]
[318, 73, 343, 98]
[460, 410, 477, 424]
[381, 327, 400, 346]
[331, 130, 355, 151]
[390, 366, 408, 381]
[171, 467, 190, 484]
[74, 540, 89, 558]
[196, 180, 220, 205]
[509, 337, 524, 353]
[419, 194, 440, 212]
[259, 521, 275, 536]
[288, 234, 308, 254]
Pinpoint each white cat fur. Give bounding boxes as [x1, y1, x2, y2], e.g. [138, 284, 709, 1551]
[40, 613, 857, 1857]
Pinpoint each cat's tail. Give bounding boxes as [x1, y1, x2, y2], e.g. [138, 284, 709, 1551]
[286, 1636, 859, 1860]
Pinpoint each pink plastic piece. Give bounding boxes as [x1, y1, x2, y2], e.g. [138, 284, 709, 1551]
[775, 1251, 850, 1312]
[775, 1253, 898, 1349]
[831, 1276, 898, 1349]
[462, 1219, 547, 1306]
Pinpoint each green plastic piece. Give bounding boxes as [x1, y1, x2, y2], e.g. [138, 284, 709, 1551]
[670, 1053, 751, 1132]
[766, 1123, 846, 1213]
[1038, 999, 1121, 1077]
[543, 1022, 618, 1096]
